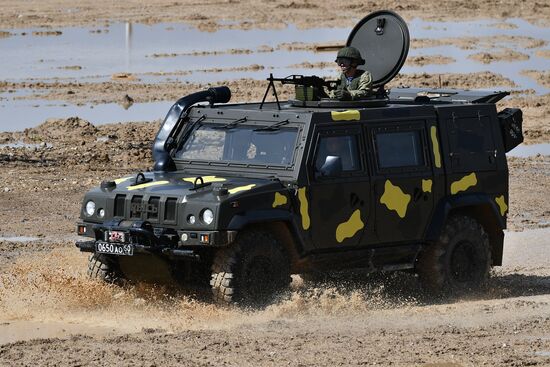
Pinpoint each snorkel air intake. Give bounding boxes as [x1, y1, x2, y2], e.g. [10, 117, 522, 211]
[152, 86, 231, 172]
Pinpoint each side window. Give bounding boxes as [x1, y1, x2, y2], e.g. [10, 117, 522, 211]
[447, 116, 496, 172]
[374, 130, 425, 169]
[315, 134, 361, 173]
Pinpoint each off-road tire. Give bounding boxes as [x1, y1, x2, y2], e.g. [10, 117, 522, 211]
[88, 253, 123, 284]
[210, 230, 291, 307]
[417, 215, 491, 295]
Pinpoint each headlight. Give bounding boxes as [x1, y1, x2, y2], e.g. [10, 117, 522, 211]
[201, 209, 214, 225]
[85, 201, 96, 216]
[98, 208, 105, 218]
[187, 214, 196, 225]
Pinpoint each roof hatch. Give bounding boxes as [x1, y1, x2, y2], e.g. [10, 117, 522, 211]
[347, 10, 410, 87]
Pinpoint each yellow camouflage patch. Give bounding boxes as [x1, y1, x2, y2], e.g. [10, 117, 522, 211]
[297, 187, 310, 230]
[495, 195, 508, 216]
[128, 180, 170, 191]
[331, 110, 360, 121]
[335, 209, 365, 243]
[450, 173, 477, 195]
[228, 184, 256, 194]
[430, 126, 442, 168]
[380, 180, 411, 218]
[183, 176, 226, 183]
[272, 192, 288, 208]
[114, 177, 132, 184]
[422, 179, 433, 193]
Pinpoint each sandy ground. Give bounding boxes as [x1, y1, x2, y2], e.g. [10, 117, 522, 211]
[0, 229, 549, 366]
[1, 0, 549, 30]
[1, 1, 549, 366]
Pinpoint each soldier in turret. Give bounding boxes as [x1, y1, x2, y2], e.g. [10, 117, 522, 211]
[328, 46, 373, 101]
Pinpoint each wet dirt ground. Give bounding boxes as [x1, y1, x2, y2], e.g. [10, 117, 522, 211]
[1, 1, 550, 366]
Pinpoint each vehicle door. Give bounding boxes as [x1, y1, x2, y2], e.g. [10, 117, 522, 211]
[306, 124, 375, 250]
[367, 120, 436, 244]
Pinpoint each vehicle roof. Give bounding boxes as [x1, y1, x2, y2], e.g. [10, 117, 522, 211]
[203, 88, 509, 115]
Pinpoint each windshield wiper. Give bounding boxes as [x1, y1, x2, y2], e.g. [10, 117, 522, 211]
[169, 114, 206, 151]
[254, 119, 290, 132]
[213, 117, 248, 130]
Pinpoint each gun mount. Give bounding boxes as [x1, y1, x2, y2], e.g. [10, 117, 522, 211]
[260, 10, 409, 110]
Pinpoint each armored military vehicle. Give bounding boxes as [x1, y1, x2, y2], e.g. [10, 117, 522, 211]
[76, 11, 523, 305]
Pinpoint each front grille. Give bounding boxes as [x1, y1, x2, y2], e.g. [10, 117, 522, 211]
[147, 197, 160, 220]
[114, 195, 126, 217]
[165, 198, 177, 222]
[130, 195, 143, 218]
[114, 195, 177, 223]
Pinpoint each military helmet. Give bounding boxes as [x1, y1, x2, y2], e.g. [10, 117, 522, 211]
[335, 46, 365, 65]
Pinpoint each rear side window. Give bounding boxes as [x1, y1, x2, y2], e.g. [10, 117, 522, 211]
[447, 116, 496, 172]
[375, 130, 425, 169]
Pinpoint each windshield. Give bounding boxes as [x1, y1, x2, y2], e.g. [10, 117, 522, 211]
[174, 124, 299, 166]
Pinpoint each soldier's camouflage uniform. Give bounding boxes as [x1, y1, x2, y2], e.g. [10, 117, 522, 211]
[328, 69, 373, 100]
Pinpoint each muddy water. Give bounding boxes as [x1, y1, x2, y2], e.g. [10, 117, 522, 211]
[0, 98, 170, 132]
[1, 228, 548, 345]
[507, 143, 550, 157]
[0, 22, 345, 82]
[405, 19, 550, 94]
[1, 19, 548, 88]
[1, 18, 549, 131]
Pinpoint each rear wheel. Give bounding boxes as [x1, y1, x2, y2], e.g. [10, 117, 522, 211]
[417, 215, 491, 295]
[88, 253, 124, 284]
[210, 230, 291, 307]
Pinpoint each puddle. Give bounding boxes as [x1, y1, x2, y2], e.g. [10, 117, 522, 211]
[0, 19, 547, 91]
[534, 351, 550, 357]
[0, 141, 52, 149]
[507, 143, 550, 157]
[0, 236, 39, 243]
[0, 100, 171, 132]
[0, 18, 549, 131]
[0, 22, 346, 82]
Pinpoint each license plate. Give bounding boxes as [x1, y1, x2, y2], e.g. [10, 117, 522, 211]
[108, 230, 126, 243]
[96, 241, 134, 256]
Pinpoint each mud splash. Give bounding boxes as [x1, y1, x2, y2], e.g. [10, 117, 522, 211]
[0, 247, 420, 334]
[1, 229, 549, 338]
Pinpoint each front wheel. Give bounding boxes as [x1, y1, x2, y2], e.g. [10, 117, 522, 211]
[210, 230, 291, 307]
[88, 253, 124, 284]
[417, 215, 491, 295]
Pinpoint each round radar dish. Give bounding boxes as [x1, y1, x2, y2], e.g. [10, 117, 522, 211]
[346, 10, 410, 87]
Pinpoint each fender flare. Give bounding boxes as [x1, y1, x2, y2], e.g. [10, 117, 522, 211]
[426, 193, 505, 242]
[227, 209, 306, 254]
[425, 193, 506, 265]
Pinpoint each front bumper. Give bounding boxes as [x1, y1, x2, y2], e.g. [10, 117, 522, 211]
[76, 219, 237, 259]
[75, 240, 204, 260]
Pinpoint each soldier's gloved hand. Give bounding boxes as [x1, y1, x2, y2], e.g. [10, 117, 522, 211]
[334, 89, 351, 101]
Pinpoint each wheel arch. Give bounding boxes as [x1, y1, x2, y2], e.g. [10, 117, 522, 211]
[227, 210, 306, 273]
[426, 194, 505, 266]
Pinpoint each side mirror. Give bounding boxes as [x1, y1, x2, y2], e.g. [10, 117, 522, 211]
[319, 156, 343, 177]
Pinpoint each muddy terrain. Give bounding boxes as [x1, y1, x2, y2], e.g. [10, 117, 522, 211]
[1, 0, 549, 30]
[1, 1, 550, 366]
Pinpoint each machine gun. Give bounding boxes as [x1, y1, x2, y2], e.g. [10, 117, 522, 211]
[260, 73, 338, 109]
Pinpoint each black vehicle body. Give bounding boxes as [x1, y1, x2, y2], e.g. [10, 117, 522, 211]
[76, 10, 523, 298]
[76, 87, 520, 278]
